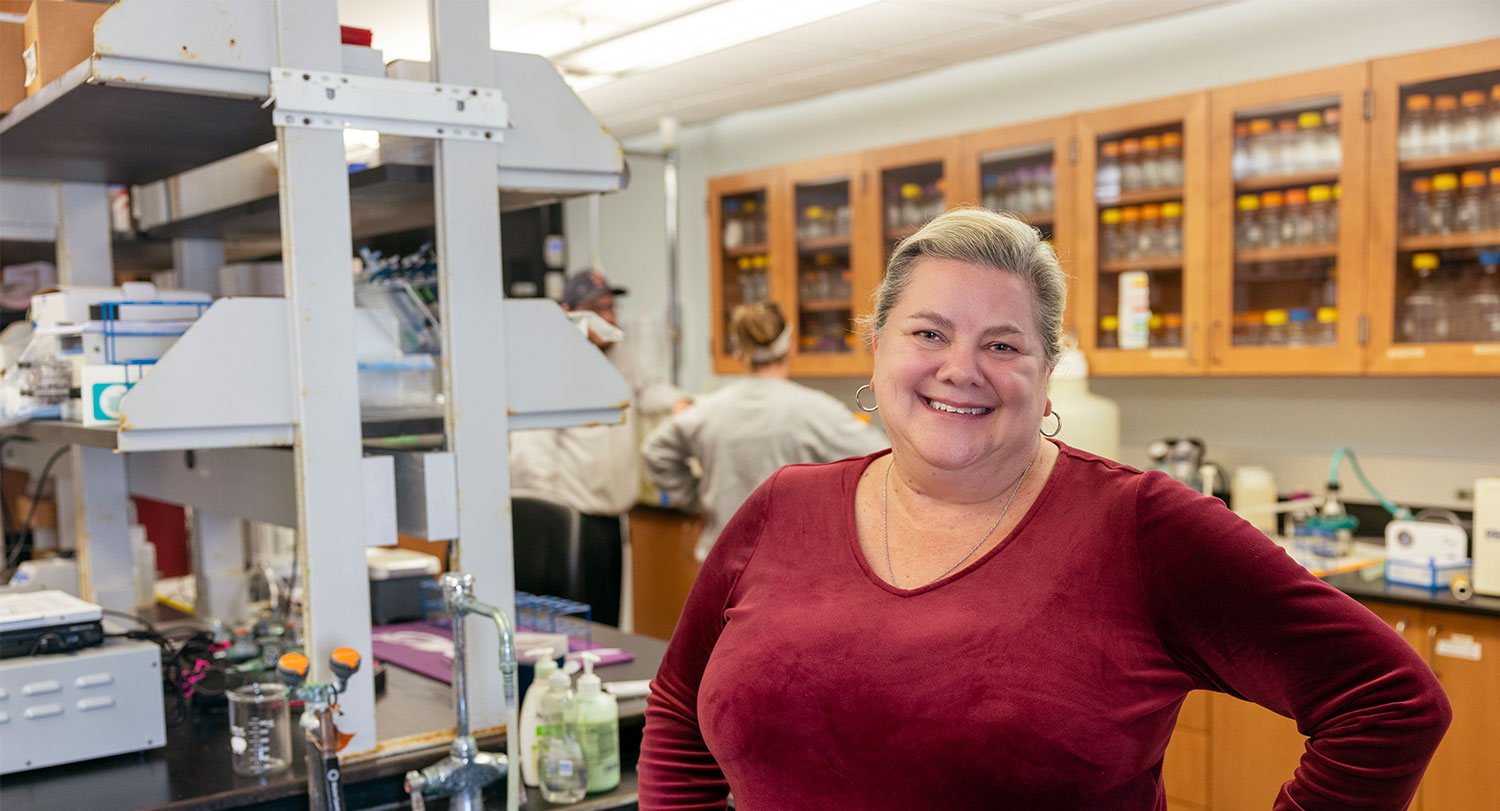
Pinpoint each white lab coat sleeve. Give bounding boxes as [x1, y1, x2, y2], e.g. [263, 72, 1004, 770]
[507, 427, 560, 495]
[640, 411, 704, 512]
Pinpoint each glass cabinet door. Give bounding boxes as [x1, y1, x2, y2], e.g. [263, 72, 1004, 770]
[1076, 93, 1209, 375]
[861, 138, 964, 269]
[709, 170, 783, 374]
[782, 155, 869, 376]
[1369, 39, 1500, 374]
[1207, 63, 1368, 374]
[961, 116, 1077, 332]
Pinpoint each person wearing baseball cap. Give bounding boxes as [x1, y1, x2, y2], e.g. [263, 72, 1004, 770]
[509, 268, 691, 626]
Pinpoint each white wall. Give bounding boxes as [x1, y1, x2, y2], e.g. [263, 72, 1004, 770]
[569, 0, 1500, 508]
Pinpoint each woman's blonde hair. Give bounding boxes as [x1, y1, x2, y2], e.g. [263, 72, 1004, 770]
[859, 207, 1068, 368]
[729, 300, 789, 369]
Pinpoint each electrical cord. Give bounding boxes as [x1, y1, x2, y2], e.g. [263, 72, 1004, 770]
[1326, 445, 1413, 521]
[3, 445, 70, 572]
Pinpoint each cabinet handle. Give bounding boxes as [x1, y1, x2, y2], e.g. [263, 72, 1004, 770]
[1186, 321, 1196, 366]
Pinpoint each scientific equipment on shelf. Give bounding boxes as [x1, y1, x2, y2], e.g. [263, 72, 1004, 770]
[1290, 446, 1413, 563]
[1473, 477, 1500, 598]
[1234, 108, 1342, 179]
[277, 647, 364, 811]
[1400, 252, 1454, 343]
[535, 654, 586, 803]
[1400, 82, 1500, 158]
[404, 572, 520, 811]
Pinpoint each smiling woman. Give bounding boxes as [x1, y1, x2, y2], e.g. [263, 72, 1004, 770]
[638, 208, 1450, 811]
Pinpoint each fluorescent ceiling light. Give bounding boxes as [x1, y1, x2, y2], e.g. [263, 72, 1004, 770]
[554, 0, 882, 78]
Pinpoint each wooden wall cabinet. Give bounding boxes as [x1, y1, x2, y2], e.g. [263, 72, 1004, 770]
[1367, 39, 1500, 374]
[780, 153, 874, 376]
[1207, 63, 1370, 374]
[1075, 93, 1210, 376]
[709, 169, 786, 374]
[960, 115, 1079, 331]
[705, 37, 1500, 378]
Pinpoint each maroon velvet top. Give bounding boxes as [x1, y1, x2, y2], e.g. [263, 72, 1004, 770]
[639, 445, 1450, 810]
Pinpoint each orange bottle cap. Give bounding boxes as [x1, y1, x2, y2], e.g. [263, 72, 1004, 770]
[1142, 135, 1162, 150]
[1141, 204, 1161, 219]
[279, 652, 310, 676]
[1162, 131, 1182, 147]
[332, 647, 361, 669]
[1235, 122, 1250, 137]
[1323, 107, 1340, 125]
[1260, 191, 1284, 207]
[1121, 138, 1141, 154]
[1249, 118, 1272, 135]
[1277, 118, 1298, 133]
[1461, 170, 1487, 188]
[1411, 176, 1432, 194]
[1491, 167, 1500, 183]
[1121, 206, 1141, 222]
[1405, 94, 1431, 111]
[1162, 313, 1183, 327]
[1461, 90, 1485, 107]
[1101, 141, 1121, 157]
[1434, 94, 1458, 111]
[1285, 188, 1308, 205]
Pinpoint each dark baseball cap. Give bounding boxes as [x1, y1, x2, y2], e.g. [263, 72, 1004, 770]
[561, 269, 628, 309]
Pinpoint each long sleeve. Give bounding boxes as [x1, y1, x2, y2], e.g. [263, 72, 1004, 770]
[641, 410, 704, 512]
[795, 393, 888, 462]
[1130, 472, 1451, 809]
[638, 471, 776, 809]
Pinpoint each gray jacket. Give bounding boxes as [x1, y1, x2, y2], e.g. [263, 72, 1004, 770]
[641, 377, 887, 561]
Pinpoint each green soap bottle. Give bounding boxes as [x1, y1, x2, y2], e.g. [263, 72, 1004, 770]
[574, 652, 620, 793]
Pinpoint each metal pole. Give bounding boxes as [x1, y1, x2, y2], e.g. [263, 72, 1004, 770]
[661, 117, 682, 386]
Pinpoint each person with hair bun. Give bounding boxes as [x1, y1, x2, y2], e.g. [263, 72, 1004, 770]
[639, 208, 1447, 810]
[641, 300, 887, 562]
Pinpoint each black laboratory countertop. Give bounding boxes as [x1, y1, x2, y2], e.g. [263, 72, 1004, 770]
[1323, 571, 1500, 618]
[0, 624, 666, 811]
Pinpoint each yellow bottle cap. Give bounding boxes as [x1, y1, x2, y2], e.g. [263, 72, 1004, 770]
[1161, 201, 1183, 218]
[1101, 208, 1122, 224]
[743, 199, 757, 213]
[1148, 314, 1163, 329]
[1100, 315, 1120, 330]
[1264, 309, 1288, 326]
[1298, 111, 1323, 129]
[1405, 94, 1431, 111]
[1412, 252, 1439, 271]
[1237, 194, 1261, 211]
[901, 183, 921, 198]
[1431, 173, 1459, 191]
[1308, 184, 1332, 203]
[1316, 306, 1339, 324]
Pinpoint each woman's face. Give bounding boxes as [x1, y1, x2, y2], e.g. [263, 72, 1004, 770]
[872, 256, 1052, 475]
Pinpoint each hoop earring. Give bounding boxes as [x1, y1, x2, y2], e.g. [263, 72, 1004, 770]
[1040, 411, 1062, 438]
[854, 383, 879, 413]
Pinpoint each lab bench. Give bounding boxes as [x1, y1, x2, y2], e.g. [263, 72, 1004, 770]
[0, 624, 665, 811]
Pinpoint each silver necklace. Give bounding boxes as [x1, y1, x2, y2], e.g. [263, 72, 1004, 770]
[882, 452, 1037, 589]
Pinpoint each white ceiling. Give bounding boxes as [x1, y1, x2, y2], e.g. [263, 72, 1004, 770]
[339, 0, 1230, 139]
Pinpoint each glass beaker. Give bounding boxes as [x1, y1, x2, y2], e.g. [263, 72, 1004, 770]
[229, 682, 291, 776]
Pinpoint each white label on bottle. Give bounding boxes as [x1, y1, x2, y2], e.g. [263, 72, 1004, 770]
[557, 760, 573, 777]
[1435, 634, 1481, 662]
[1472, 344, 1500, 356]
[1386, 347, 1426, 359]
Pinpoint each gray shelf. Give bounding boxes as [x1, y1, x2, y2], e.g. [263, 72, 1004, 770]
[0, 62, 275, 186]
[1, 408, 445, 451]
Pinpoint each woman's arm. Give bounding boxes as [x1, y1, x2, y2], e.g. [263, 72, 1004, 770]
[638, 471, 776, 809]
[641, 412, 703, 512]
[1131, 473, 1450, 809]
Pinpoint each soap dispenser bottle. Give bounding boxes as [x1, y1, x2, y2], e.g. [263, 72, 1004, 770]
[518, 647, 557, 788]
[537, 665, 587, 803]
[574, 652, 621, 793]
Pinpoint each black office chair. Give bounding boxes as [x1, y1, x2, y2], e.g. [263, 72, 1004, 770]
[509, 490, 623, 627]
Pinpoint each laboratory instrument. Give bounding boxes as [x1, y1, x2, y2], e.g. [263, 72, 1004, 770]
[227, 682, 291, 776]
[276, 646, 363, 811]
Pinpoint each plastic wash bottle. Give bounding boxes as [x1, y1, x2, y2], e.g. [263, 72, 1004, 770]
[537, 664, 587, 802]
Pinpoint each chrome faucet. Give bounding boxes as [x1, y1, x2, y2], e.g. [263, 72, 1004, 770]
[405, 572, 520, 811]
